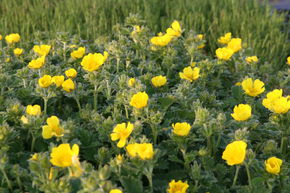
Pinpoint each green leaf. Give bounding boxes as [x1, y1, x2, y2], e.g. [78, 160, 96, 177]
[120, 176, 143, 193]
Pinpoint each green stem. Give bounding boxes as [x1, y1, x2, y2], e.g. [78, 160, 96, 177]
[93, 84, 98, 111]
[31, 134, 36, 152]
[150, 123, 158, 144]
[124, 105, 129, 119]
[74, 95, 82, 111]
[1, 168, 12, 190]
[232, 165, 240, 187]
[180, 148, 190, 170]
[244, 162, 252, 187]
[43, 97, 48, 115]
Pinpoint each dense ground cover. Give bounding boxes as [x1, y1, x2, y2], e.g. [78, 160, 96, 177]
[0, 15, 289, 192]
[0, 0, 289, 69]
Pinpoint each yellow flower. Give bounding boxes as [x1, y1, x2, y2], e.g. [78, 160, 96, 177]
[130, 92, 149, 109]
[116, 154, 123, 165]
[0, 35, 2, 40]
[235, 82, 241, 86]
[222, 141, 247, 166]
[28, 56, 46, 69]
[71, 47, 86, 59]
[131, 25, 141, 36]
[110, 189, 122, 193]
[166, 20, 182, 37]
[110, 122, 134, 148]
[42, 116, 64, 139]
[179, 66, 200, 82]
[20, 115, 29, 124]
[128, 78, 136, 87]
[126, 143, 154, 160]
[262, 89, 290, 114]
[172, 122, 191, 136]
[65, 68, 77, 78]
[150, 33, 173, 47]
[215, 47, 234, 61]
[33, 45, 51, 56]
[227, 38, 242, 53]
[50, 143, 79, 167]
[231, 104, 251, 121]
[269, 97, 290, 114]
[265, 157, 283, 175]
[38, 75, 52, 88]
[218, 32, 232, 44]
[81, 52, 108, 72]
[245, 56, 259, 63]
[241, 78, 265, 97]
[167, 180, 189, 193]
[52, 75, 65, 87]
[196, 34, 204, 40]
[62, 79, 75, 92]
[5, 58, 10, 63]
[287, 56, 290, 65]
[30, 153, 39, 161]
[13, 48, 24, 56]
[151, 75, 167, 87]
[5, 33, 20, 44]
[26, 105, 41, 116]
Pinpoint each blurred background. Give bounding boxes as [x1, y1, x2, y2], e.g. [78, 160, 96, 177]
[0, 0, 289, 69]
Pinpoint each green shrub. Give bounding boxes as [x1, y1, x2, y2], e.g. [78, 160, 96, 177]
[0, 16, 289, 192]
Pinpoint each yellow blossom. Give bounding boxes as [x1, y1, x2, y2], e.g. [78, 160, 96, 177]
[110, 189, 123, 193]
[65, 68, 77, 78]
[265, 157, 283, 175]
[172, 122, 191, 136]
[28, 56, 45, 69]
[116, 154, 123, 165]
[150, 33, 173, 47]
[0, 35, 2, 40]
[167, 180, 189, 193]
[287, 56, 290, 65]
[235, 82, 241, 86]
[5, 33, 20, 44]
[216, 47, 234, 61]
[38, 75, 52, 88]
[33, 45, 51, 56]
[218, 32, 232, 44]
[231, 104, 251, 121]
[30, 153, 39, 161]
[241, 78, 265, 97]
[262, 89, 290, 114]
[71, 47, 86, 59]
[26, 105, 41, 116]
[128, 78, 136, 87]
[198, 43, 205, 49]
[42, 116, 64, 139]
[52, 75, 65, 87]
[13, 48, 23, 56]
[227, 38, 242, 53]
[245, 56, 259, 63]
[222, 140, 247, 166]
[166, 20, 182, 37]
[179, 66, 200, 82]
[130, 92, 149, 109]
[151, 75, 167, 87]
[196, 34, 204, 40]
[81, 52, 108, 72]
[50, 143, 79, 167]
[126, 143, 154, 160]
[62, 79, 75, 92]
[131, 25, 141, 36]
[110, 122, 134, 148]
[20, 115, 29, 124]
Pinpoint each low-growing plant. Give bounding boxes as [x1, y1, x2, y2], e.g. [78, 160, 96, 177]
[0, 15, 289, 193]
